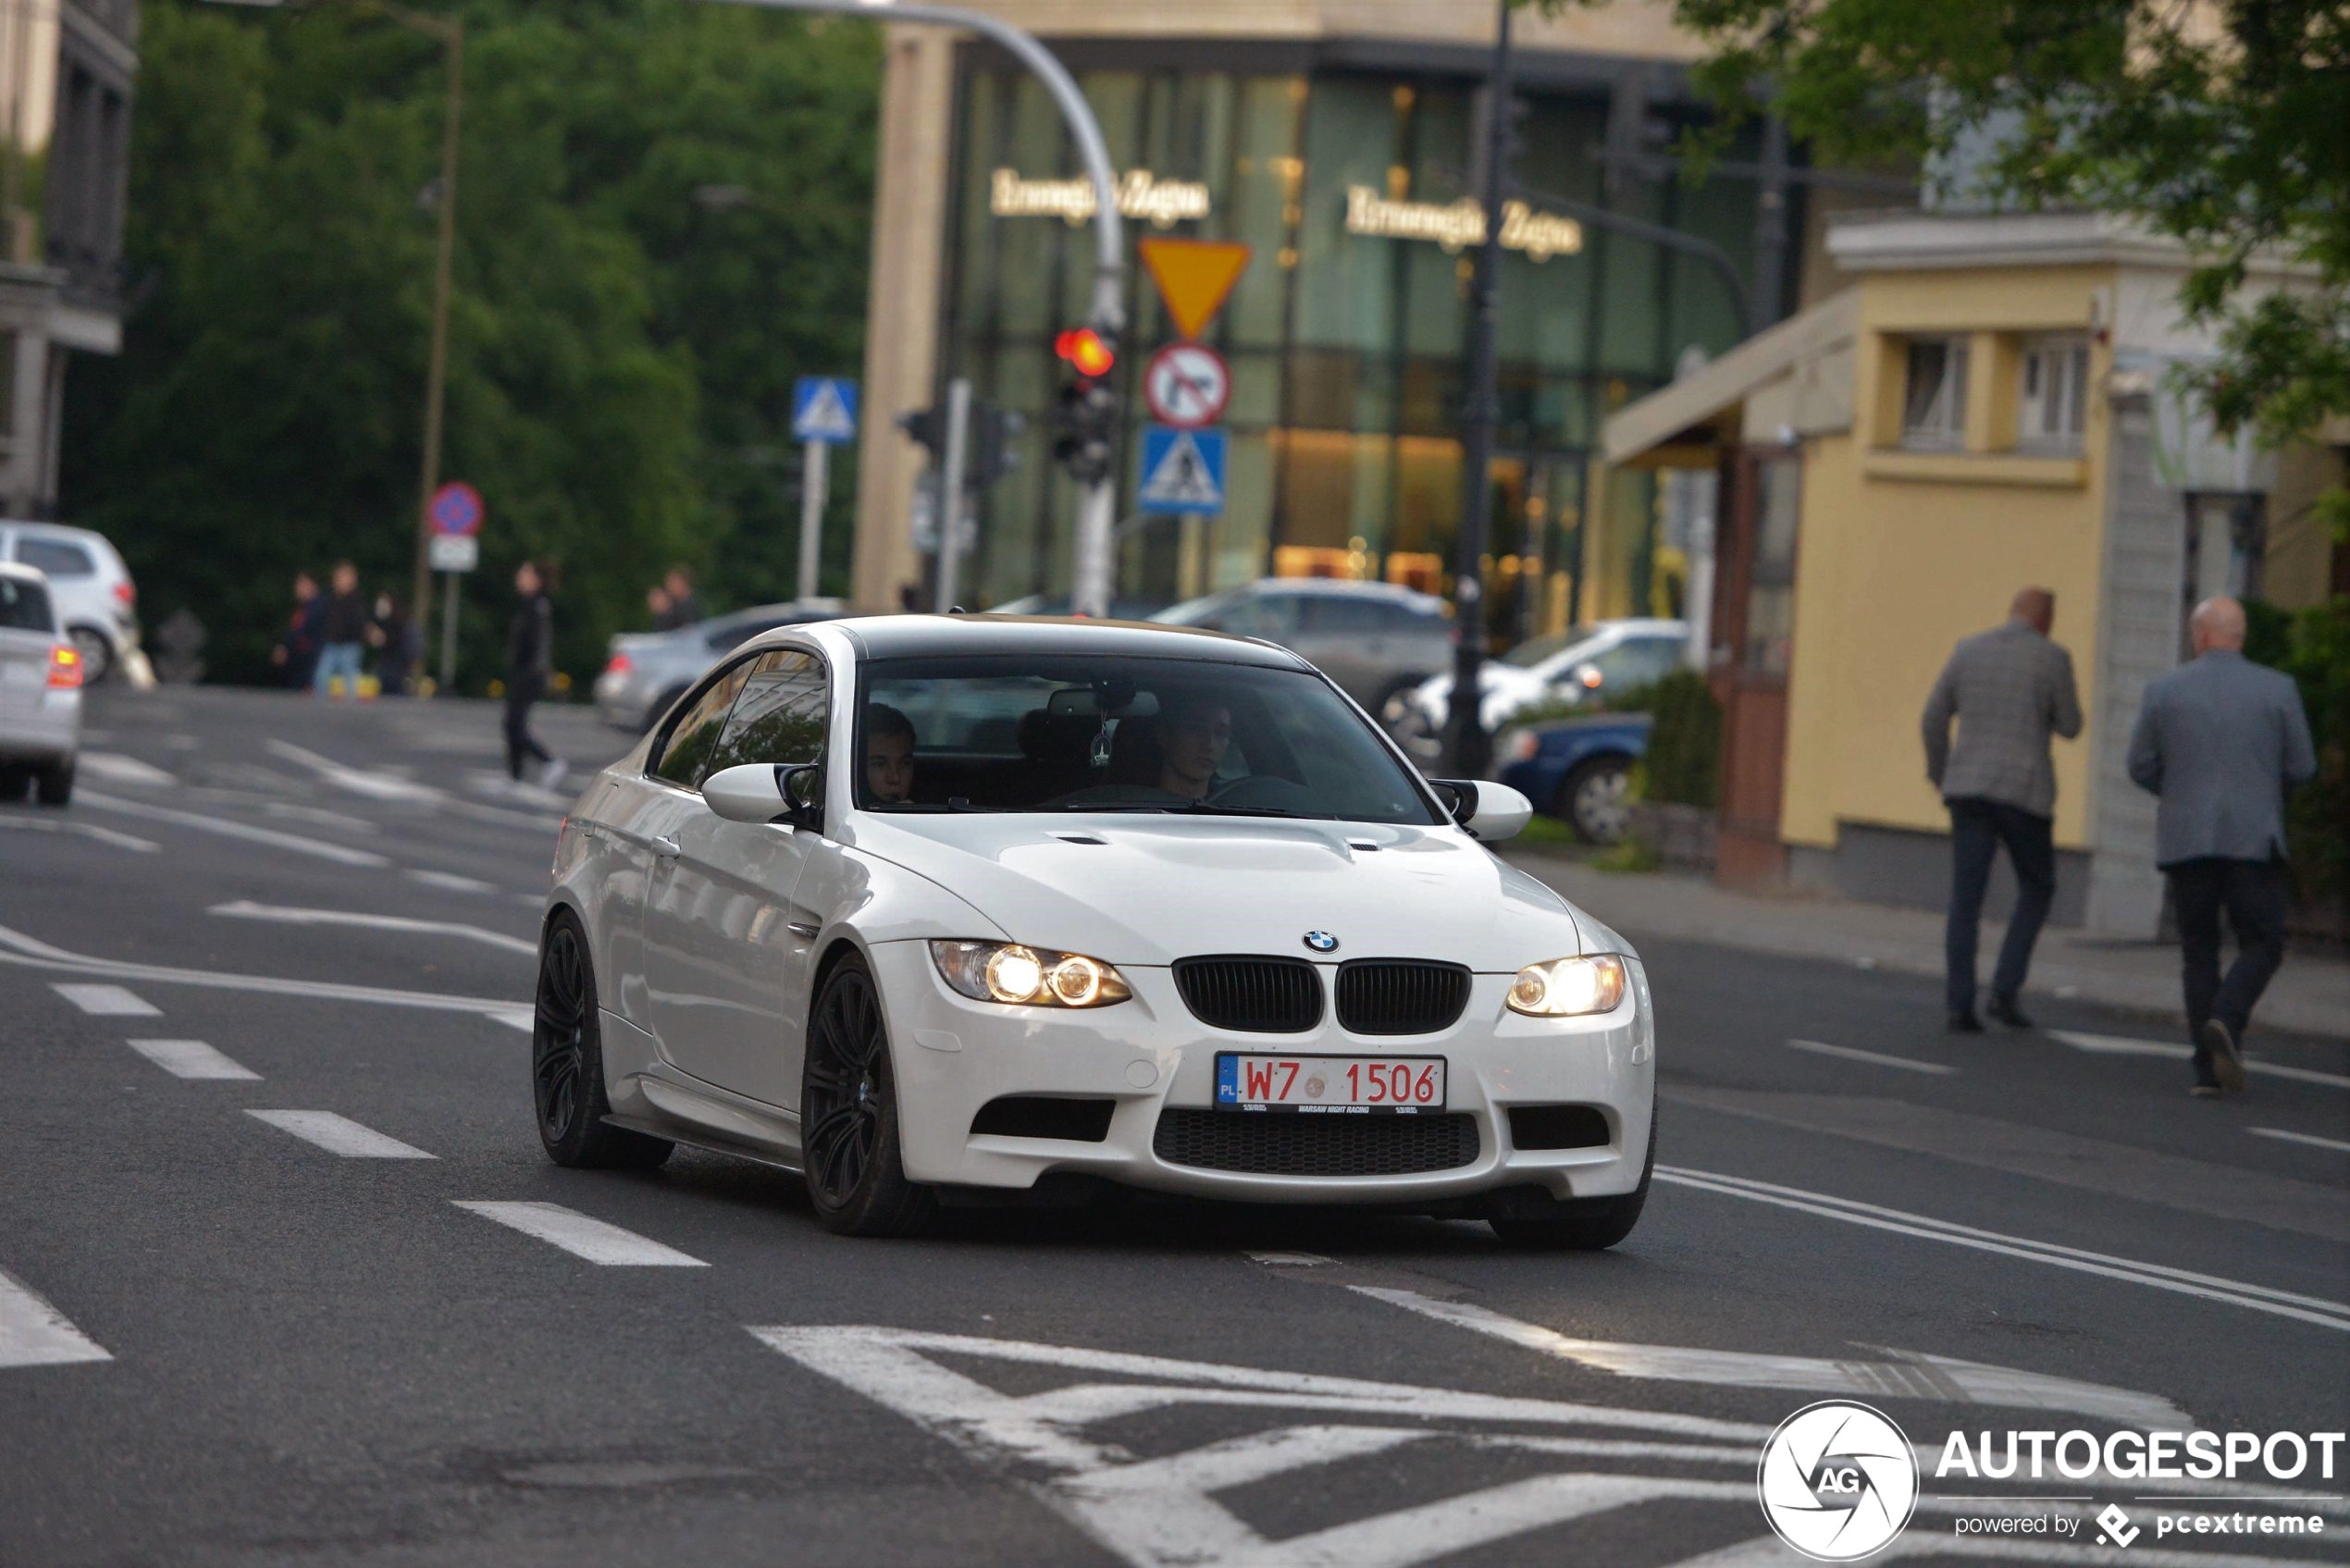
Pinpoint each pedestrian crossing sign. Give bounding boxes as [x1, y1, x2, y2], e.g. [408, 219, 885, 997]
[1137, 425, 1227, 515]
[791, 377, 860, 444]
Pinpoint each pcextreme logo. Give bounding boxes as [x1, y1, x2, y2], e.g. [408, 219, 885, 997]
[1756, 1401, 1920, 1562]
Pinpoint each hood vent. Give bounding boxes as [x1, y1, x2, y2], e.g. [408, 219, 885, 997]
[1051, 833, 1108, 846]
[1172, 956, 1322, 1033]
[1335, 959, 1471, 1036]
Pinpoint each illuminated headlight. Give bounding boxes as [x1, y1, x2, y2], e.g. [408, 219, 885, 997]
[930, 940, 1132, 1007]
[1506, 954, 1627, 1017]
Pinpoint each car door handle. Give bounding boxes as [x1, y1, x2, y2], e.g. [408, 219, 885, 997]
[651, 835, 681, 859]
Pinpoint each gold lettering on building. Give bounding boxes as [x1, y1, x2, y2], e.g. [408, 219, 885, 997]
[1343, 186, 1582, 261]
[989, 168, 1211, 228]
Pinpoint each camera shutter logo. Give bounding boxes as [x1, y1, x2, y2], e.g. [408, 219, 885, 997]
[1757, 1401, 1919, 1561]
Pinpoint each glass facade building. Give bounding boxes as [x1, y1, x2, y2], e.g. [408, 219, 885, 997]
[929, 38, 1791, 634]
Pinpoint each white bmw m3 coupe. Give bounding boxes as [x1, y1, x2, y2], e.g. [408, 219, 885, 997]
[533, 615, 1657, 1247]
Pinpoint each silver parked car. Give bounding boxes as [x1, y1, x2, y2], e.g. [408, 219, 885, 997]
[0, 562, 82, 804]
[0, 521, 139, 684]
[594, 601, 844, 732]
[1152, 578, 1452, 713]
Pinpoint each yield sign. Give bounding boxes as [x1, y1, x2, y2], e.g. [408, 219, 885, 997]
[1138, 237, 1251, 340]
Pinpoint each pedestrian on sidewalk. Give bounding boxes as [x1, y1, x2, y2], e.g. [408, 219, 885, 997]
[1921, 586, 2084, 1031]
[269, 572, 322, 689]
[369, 590, 421, 697]
[504, 560, 566, 790]
[656, 565, 701, 630]
[2126, 596, 2317, 1097]
[312, 562, 369, 699]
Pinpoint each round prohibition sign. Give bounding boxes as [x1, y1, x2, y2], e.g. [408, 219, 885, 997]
[1144, 343, 1231, 429]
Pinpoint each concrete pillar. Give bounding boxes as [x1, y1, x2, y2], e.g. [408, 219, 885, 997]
[850, 26, 959, 614]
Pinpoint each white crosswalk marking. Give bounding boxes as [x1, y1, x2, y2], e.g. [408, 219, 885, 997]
[2250, 1126, 2350, 1154]
[453, 1202, 706, 1266]
[1786, 1038, 1956, 1074]
[2051, 1030, 2350, 1090]
[53, 982, 159, 1016]
[0, 1266, 111, 1368]
[247, 1110, 436, 1159]
[127, 1039, 260, 1080]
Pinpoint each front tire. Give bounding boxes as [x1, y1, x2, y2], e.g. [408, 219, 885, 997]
[1557, 757, 1632, 845]
[800, 954, 933, 1237]
[68, 627, 112, 685]
[533, 909, 673, 1170]
[1487, 1109, 1655, 1250]
[35, 760, 73, 807]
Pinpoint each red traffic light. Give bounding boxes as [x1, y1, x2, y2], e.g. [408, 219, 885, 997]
[1055, 327, 1116, 378]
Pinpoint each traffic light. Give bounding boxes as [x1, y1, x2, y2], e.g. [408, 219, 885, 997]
[896, 404, 945, 459]
[1051, 327, 1119, 485]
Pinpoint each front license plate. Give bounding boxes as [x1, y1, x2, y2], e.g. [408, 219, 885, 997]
[1214, 1054, 1446, 1114]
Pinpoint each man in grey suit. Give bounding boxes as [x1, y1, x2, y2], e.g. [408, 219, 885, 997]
[1922, 587, 2084, 1031]
[2127, 596, 2317, 1095]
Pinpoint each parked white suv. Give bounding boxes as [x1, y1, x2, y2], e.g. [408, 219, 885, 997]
[0, 562, 81, 804]
[0, 522, 139, 683]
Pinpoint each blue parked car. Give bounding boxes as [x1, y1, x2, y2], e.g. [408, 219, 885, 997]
[1495, 711, 1652, 844]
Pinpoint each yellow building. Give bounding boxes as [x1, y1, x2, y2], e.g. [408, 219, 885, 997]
[1602, 209, 2346, 937]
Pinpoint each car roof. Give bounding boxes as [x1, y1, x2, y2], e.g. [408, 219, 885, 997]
[788, 613, 1314, 669]
[3, 520, 111, 547]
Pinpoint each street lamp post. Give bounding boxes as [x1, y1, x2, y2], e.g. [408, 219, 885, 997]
[1445, 0, 1515, 780]
[705, 0, 1126, 615]
[203, 0, 462, 681]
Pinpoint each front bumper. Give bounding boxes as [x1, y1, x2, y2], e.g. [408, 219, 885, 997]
[593, 671, 651, 730]
[872, 940, 1655, 1206]
[0, 691, 79, 763]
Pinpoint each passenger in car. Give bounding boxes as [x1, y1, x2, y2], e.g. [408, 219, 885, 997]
[864, 704, 917, 804]
[1156, 697, 1232, 800]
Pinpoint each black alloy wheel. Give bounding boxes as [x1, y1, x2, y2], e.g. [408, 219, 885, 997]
[532, 910, 672, 1170]
[800, 955, 932, 1236]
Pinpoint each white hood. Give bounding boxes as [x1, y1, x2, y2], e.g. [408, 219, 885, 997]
[847, 814, 1586, 971]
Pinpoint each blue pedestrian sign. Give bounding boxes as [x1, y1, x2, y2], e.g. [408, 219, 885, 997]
[792, 377, 860, 444]
[1137, 425, 1227, 515]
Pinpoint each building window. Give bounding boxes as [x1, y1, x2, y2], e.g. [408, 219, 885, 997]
[1899, 338, 1968, 450]
[2018, 335, 2089, 452]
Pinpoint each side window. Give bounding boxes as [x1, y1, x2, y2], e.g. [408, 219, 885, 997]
[15, 538, 94, 577]
[0, 575, 53, 631]
[1300, 597, 1388, 635]
[706, 649, 828, 773]
[1221, 595, 1298, 641]
[1592, 636, 1683, 690]
[650, 661, 753, 788]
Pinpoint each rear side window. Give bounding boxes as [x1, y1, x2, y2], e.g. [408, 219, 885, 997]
[0, 575, 53, 631]
[651, 661, 753, 788]
[706, 649, 828, 772]
[15, 538, 94, 577]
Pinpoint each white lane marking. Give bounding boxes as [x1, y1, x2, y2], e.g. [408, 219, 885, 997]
[53, 982, 159, 1016]
[75, 750, 178, 787]
[247, 1110, 436, 1159]
[2250, 1127, 2350, 1154]
[404, 869, 501, 894]
[78, 790, 391, 867]
[127, 1039, 259, 1080]
[452, 1202, 706, 1266]
[264, 738, 447, 803]
[1786, 1038, 1956, 1075]
[488, 1009, 534, 1032]
[2052, 1030, 2350, 1090]
[0, 1266, 111, 1368]
[1243, 1251, 1335, 1267]
[1350, 1288, 2188, 1428]
[444, 798, 567, 833]
[0, 817, 158, 851]
[1657, 1166, 2350, 1333]
[0, 923, 524, 1025]
[262, 802, 380, 833]
[208, 900, 538, 956]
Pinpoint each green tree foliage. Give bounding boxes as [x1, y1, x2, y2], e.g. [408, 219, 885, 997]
[1543, 0, 2349, 536]
[64, 0, 880, 686]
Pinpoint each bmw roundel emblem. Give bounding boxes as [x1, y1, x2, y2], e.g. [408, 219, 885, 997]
[1302, 931, 1339, 954]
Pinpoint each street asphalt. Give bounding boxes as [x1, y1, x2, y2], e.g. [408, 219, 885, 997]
[2, 684, 2344, 1567]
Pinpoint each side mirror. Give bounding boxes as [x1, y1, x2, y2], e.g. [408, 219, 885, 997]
[704, 762, 823, 829]
[1431, 778, 1533, 842]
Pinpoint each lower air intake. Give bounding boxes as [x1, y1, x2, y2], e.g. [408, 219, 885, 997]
[1152, 1109, 1478, 1176]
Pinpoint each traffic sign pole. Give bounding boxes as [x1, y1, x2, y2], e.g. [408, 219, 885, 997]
[797, 438, 828, 603]
[439, 573, 461, 692]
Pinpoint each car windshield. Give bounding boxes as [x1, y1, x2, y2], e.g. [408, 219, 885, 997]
[0, 574, 52, 631]
[856, 653, 1443, 824]
[1497, 625, 1594, 668]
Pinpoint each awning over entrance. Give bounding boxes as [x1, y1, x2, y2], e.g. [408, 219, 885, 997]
[1602, 288, 1859, 468]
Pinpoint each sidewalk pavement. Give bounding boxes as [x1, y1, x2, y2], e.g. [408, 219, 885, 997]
[1504, 851, 2350, 1041]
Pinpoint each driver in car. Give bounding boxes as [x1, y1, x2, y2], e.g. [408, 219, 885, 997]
[864, 703, 917, 804]
[1156, 696, 1231, 800]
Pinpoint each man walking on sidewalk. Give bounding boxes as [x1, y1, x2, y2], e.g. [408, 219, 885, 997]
[313, 562, 369, 700]
[2127, 596, 2316, 1096]
[1922, 586, 2083, 1031]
